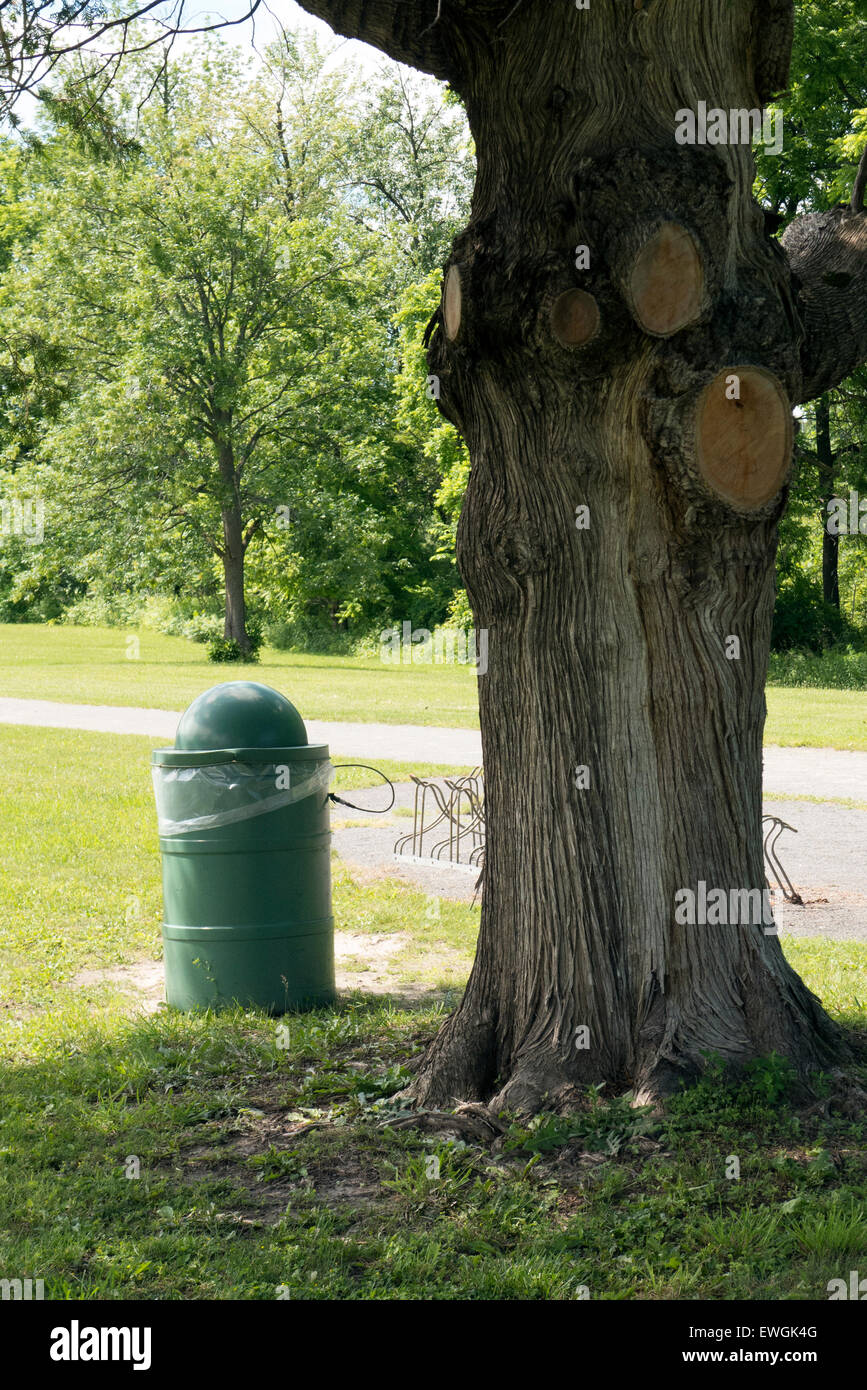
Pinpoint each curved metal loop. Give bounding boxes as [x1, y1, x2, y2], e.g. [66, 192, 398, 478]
[394, 766, 486, 869]
[762, 815, 804, 905]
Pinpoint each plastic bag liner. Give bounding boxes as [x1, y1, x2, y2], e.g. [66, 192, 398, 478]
[152, 760, 334, 835]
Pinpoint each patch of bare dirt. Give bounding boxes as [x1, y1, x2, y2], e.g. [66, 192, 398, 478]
[334, 929, 410, 995]
[335, 927, 467, 1002]
[65, 926, 461, 1018]
[168, 1103, 391, 1222]
[69, 959, 165, 1014]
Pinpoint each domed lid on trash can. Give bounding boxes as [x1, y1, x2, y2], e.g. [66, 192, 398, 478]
[177, 681, 308, 750]
[152, 681, 327, 766]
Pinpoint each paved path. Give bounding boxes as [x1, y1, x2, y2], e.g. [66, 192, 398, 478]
[0, 697, 862, 940]
[0, 697, 181, 739]
[0, 696, 484, 763]
[335, 785, 867, 941]
[0, 696, 864, 801]
[762, 747, 866, 804]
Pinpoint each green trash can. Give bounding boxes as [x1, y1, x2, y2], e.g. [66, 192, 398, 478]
[151, 681, 336, 1014]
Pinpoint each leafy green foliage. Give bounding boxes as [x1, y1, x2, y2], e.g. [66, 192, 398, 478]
[768, 645, 867, 688]
[756, 4, 867, 648]
[0, 35, 474, 645]
[207, 636, 258, 664]
[772, 573, 859, 651]
[755, 0, 867, 217]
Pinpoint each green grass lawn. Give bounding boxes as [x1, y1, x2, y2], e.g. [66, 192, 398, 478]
[2, 623, 867, 748]
[763, 687, 867, 752]
[0, 724, 865, 1300]
[0, 623, 481, 728]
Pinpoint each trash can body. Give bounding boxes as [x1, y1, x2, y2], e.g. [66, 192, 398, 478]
[152, 683, 336, 1013]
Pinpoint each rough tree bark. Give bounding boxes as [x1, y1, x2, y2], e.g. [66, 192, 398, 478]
[297, 0, 867, 1109]
[814, 397, 840, 612]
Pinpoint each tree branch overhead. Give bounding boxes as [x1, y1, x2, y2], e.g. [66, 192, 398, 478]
[291, 1, 456, 81]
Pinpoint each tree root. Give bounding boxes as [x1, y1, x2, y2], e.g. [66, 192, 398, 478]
[379, 1101, 507, 1144]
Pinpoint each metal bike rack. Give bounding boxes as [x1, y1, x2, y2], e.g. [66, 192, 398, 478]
[394, 768, 486, 868]
[762, 815, 803, 905]
[396, 781, 802, 910]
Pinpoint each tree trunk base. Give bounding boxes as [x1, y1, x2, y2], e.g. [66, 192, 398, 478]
[405, 951, 847, 1116]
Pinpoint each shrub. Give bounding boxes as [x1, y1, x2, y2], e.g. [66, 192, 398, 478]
[767, 646, 867, 690]
[184, 613, 223, 643]
[157, 608, 222, 644]
[771, 577, 855, 653]
[206, 617, 262, 664]
[245, 614, 263, 654]
[445, 586, 473, 631]
[262, 615, 355, 654]
[61, 591, 144, 627]
[207, 636, 248, 663]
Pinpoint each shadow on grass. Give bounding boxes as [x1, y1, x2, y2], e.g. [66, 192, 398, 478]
[1, 998, 865, 1301]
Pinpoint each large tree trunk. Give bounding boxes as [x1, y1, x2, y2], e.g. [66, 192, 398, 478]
[815, 397, 840, 611]
[297, 0, 867, 1109]
[417, 358, 836, 1108]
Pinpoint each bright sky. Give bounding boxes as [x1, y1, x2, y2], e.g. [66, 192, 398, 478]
[181, 0, 384, 67]
[9, 0, 386, 129]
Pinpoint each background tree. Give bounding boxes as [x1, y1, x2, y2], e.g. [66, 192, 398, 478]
[2, 40, 386, 654]
[222, 45, 475, 644]
[294, 0, 867, 1111]
[392, 270, 472, 626]
[755, 0, 867, 633]
[0, 34, 477, 645]
[0, 1, 264, 119]
[353, 70, 475, 628]
[349, 64, 474, 277]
